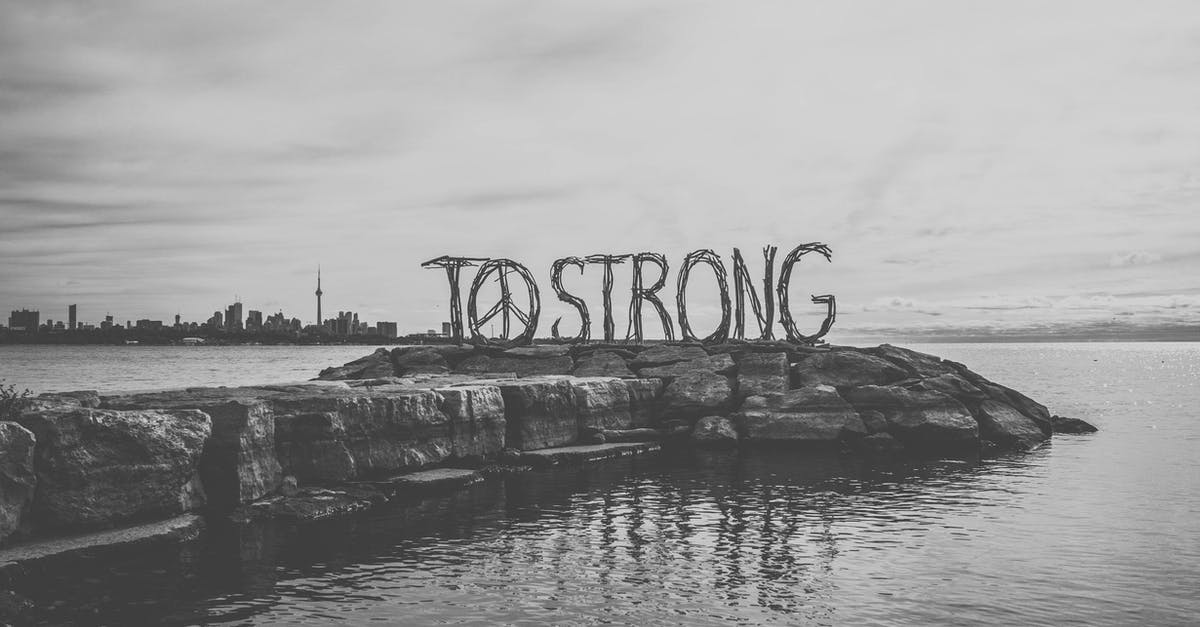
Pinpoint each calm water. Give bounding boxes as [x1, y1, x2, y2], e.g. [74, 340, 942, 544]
[4, 342, 1200, 625]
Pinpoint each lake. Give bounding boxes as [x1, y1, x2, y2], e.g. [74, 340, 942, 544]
[3, 342, 1198, 625]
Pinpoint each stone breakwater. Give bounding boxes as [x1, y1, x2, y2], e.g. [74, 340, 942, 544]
[0, 342, 1095, 553]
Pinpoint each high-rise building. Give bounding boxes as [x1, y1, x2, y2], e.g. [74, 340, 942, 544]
[442, 322, 452, 337]
[226, 302, 243, 332]
[315, 267, 324, 331]
[246, 310, 263, 332]
[378, 321, 398, 338]
[208, 311, 223, 329]
[68, 304, 77, 330]
[8, 309, 39, 332]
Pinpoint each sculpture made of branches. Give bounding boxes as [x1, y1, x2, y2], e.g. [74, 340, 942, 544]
[776, 243, 836, 343]
[425, 243, 837, 346]
[550, 256, 590, 343]
[731, 246, 777, 341]
[625, 252, 675, 343]
[584, 254, 631, 342]
[420, 255, 487, 343]
[466, 258, 541, 348]
[676, 249, 732, 344]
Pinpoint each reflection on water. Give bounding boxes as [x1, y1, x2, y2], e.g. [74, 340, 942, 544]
[8, 343, 1200, 625]
[13, 448, 1129, 626]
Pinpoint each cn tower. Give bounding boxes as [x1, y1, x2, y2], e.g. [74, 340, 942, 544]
[315, 266, 323, 329]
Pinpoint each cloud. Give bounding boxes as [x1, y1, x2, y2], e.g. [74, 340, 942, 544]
[1109, 251, 1164, 267]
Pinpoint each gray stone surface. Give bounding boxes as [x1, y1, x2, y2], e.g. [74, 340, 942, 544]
[624, 379, 664, 427]
[518, 442, 661, 467]
[662, 370, 733, 419]
[739, 387, 866, 443]
[572, 378, 633, 432]
[791, 351, 908, 388]
[843, 385, 979, 452]
[865, 344, 958, 379]
[316, 348, 396, 380]
[496, 378, 580, 450]
[0, 422, 36, 544]
[691, 415, 738, 447]
[103, 393, 282, 510]
[639, 354, 734, 379]
[366, 468, 483, 498]
[629, 345, 708, 368]
[736, 352, 789, 397]
[270, 388, 452, 484]
[456, 355, 575, 377]
[14, 408, 211, 530]
[975, 400, 1048, 451]
[572, 351, 636, 378]
[0, 514, 204, 582]
[435, 385, 506, 460]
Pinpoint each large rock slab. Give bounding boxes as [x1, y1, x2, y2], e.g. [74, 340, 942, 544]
[629, 345, 708, 368]
[791, 351, 908, 388]
[639, 354, 734, 379]
[316, 348, 396, 380]
[662, 371, 733, 419]
[572, 378, 633, 432]
[434, 385, 506, 461]
[496, 378, 579, 450]
[103, 392, 282, 511]
[691, 415, 738, 448]
[518, 442, 661, 467]
[0, 422, 36, 544]
[271, 388, 452, 484]
[947, 362, 1053, 435]
[391, 347, 450, 374]
[865, 344, 957, 379]
[739, 386, 867, 443]
[624, 379, 664, 427]
[572, 351, 636, 378]
[456, 354, 575, 377]
[842, 385, 979, 452]
[736, 352, 788, 397]
[15, 408, 211, 530]
[975, 400, 1048, 451]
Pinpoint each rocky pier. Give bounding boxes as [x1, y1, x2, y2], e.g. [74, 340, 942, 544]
[0, 341, 1094, 614]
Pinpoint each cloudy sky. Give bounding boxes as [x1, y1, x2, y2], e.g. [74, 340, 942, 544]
[2, 1, 1198, 341]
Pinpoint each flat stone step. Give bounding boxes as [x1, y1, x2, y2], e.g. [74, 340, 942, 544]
[362, 468, 484, 498]
[519, 442, 662, 467]
[0, 514, 204, 584]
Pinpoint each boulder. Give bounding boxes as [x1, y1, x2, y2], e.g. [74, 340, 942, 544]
[624, 379, 664, 427]
[572, 351, 636, 378]
[1051, 415, 1099, 434]
[103, 392, 282, 510]
[629, 345, 708, 368]
[572, 378, 633, 432]
[736, 352, 789, 397]
[503, 345, 571, 359]
[905, 373, 989, 406]
[662, 371, 733, 419]
[496, 378, 579, 450]
[639, 354, 735, 379]
[316, 348, 396, 381]
[33, 390, 100, 409]
[435, 385, 506, 461]
[858, 410, 888, 434]
[271, 389, 452, 484]
[691, 415, 738, 448]
[391, 348, 450, 375]
[842, 385, 979, 452]
[15, 408, 211, 530]
[456, 354, 575, 377]
[790, 351, 908, 388]
[975, 400, 1048, 451]
[865, 344, 957, 378]
[948, 362, 1053, 435]
[0, 422, 36, 544]
[738, 387, 867, 443]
